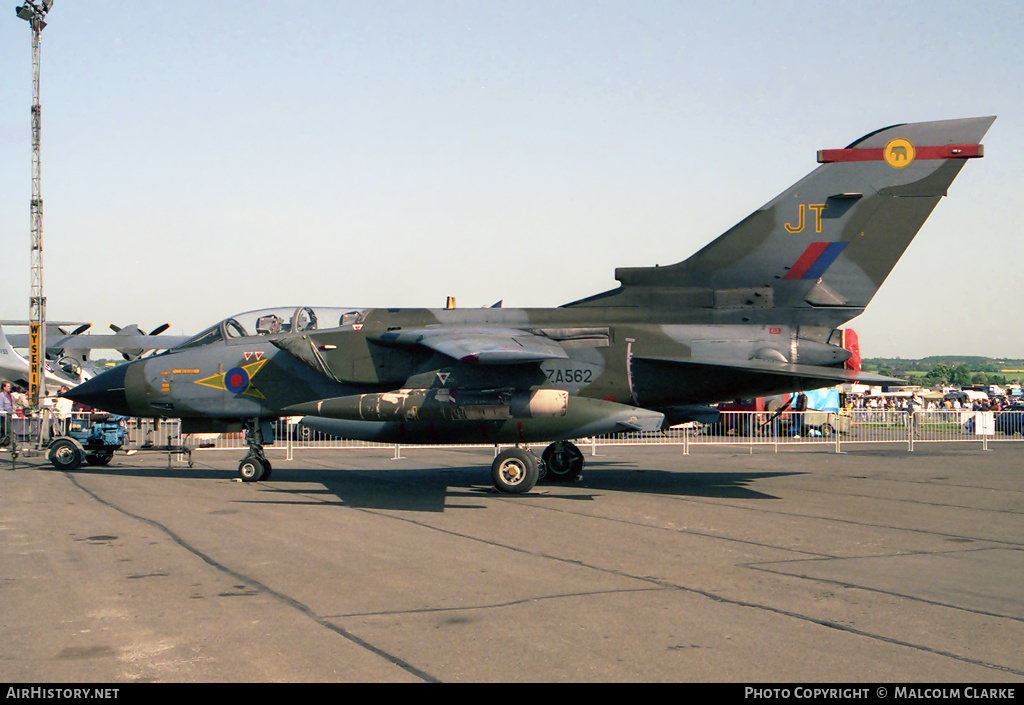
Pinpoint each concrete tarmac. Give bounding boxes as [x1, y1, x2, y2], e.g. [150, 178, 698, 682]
[1, 442, 1022, 683]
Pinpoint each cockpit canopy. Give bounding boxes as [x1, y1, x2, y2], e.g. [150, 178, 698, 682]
[172, 307, 367, 351]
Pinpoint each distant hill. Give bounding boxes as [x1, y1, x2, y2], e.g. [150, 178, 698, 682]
[864, 357, 1024, 369]
[862, 357, 1023, 385]
[920, 356, 1023, 367]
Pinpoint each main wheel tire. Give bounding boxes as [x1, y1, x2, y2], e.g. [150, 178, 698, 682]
[542, 441, 585, 482]
[49, 439, 84, 471]
[238, 456, 265, 482]
[491, 448, 539, 494]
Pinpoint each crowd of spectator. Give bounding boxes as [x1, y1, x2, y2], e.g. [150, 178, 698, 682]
[851, 393, 1020, 413]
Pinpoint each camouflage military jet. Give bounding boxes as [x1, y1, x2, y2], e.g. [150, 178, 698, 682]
[66, 116, 994, 492]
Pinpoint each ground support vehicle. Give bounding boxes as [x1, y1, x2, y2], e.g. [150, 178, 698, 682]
[47, 415, 128, 470]
[47, 415, 213, 471]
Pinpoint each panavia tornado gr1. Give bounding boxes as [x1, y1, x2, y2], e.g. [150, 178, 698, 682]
[66, 116, 994, 492]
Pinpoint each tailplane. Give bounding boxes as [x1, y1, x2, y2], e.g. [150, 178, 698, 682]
[566, 116, 995, 327]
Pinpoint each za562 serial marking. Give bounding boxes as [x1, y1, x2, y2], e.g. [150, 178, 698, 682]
[546, 368, 594, 384]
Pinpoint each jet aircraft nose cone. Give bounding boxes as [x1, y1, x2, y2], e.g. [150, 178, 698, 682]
[63, 364, 132, 416]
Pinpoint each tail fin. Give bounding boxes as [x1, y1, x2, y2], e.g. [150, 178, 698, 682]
[0, 323, 83, 388]
[566, 116, 995, 326]
[0, 323, 32, 387]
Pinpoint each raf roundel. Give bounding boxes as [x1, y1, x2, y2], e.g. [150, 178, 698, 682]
[224, 367, 250, 394]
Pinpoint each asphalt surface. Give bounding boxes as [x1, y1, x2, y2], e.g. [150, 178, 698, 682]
[1, 442, 1022, 683]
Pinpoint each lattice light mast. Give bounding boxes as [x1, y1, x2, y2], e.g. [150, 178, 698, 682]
[15, 0, 53, 408]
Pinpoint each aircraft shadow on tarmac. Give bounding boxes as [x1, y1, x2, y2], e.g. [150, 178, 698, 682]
[60, 459, 802, 513]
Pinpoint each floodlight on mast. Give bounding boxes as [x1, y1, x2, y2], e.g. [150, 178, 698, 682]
[15, 0, 54, 409]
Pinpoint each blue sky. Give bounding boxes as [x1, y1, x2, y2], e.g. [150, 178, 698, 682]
[1, 1, 1021, 358]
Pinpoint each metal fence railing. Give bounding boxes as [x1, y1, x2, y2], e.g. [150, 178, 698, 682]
[6, 410, 1022, 464]
[180, 409, 1024, 457]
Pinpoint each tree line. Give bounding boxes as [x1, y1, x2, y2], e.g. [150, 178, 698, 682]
[863, 357, 1023, 387]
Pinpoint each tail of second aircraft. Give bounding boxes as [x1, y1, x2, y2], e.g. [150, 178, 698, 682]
[0, 323, 83, 389]
[565, 116, 995, 327]
[0, 323, 36, 389]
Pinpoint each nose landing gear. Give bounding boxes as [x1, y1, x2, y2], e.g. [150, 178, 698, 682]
[238, 419, 272, 482]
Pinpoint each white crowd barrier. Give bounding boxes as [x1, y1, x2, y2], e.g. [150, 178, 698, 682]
[37, 409, 1016, 460]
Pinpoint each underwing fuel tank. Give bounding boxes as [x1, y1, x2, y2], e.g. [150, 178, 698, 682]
[286, 388, 570, 423]
[299, 395, 666, 445]
[793, 337, 852, 367]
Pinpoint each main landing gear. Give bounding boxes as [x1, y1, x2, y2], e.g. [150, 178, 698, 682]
[230, 420, 584, 493]
[490, 441, 586, 494]
[541, 441, 585, 483]
[238, 419, 272, 482]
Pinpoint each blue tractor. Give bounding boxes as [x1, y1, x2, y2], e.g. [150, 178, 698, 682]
[47, 415, 128, 471]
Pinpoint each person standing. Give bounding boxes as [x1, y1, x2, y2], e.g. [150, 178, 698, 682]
[0, 382, 14, 444]
[793, 393, 808, 436]
[907, 395, 921, 437]
[51, 386, 73, 436]
[11, 385, 28, 411]
[0, 382, 13, 415]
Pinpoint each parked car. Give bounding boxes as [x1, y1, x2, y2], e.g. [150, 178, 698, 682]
[963, 405, 1024, 435]
[774, 412, 848, 437]
[995, 405, 1024, 435]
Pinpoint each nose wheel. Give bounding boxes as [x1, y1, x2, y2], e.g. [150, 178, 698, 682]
[238, 454, 272, 482]
[238, 419, 273, 482]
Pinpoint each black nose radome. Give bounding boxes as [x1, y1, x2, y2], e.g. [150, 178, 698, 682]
[63, 364, 131, 416]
